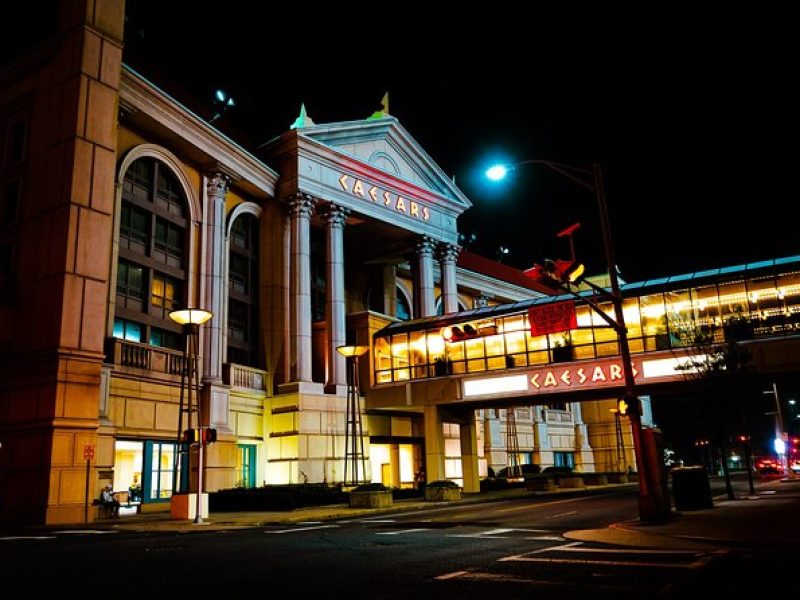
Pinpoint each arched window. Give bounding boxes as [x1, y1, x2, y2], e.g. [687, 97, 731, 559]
[435, 295, 467, 316]
[396, 286, 412, 321]
[227, 213, 260, 367]
[113, 158, 187, 350]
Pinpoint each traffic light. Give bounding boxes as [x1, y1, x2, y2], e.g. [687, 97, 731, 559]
[523, 258, 585, 291]
[617, 398, 640, 416]
[203, 428, 218, 444]
[441, 324, 478, 342]
[184, 428, 200, 443]
[441, 322, 498, 342]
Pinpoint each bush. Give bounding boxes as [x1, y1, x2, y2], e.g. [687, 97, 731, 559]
[209, 484, 347, 512]
[426, 479, 460, 488]
[542, 466, 573, 475]
[496, 464, 541, 478]
[352, 483, 388, 492]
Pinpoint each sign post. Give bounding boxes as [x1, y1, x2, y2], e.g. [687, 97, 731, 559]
[82, 444, 94, 525]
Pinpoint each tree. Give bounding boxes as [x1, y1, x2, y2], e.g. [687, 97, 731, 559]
[675, 330, 758, 499]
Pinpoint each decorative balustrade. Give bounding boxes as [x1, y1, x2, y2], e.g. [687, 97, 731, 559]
[223, 363, 268, 392]
[544, 409, 574, 424]
[106, 338, 186, 378]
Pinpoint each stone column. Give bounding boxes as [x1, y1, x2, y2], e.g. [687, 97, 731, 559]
[438, 243, 461, 314]
[202, 172, 229, 382]
[322, 204, 349, 390]
[460, 411, 480, 493]
[289, 194, 315, 382]
[414, 236, 436, 318]
[423, 404, 445, 483]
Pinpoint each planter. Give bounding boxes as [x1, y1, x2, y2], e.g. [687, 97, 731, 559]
[170, 492, 209, 520]
[526, 476, 557, 491]
[606, 472, 628, 484]
[424, 486, 461, 502]
[349, 490, 393, 508]
[581, 473, 608, 486]
[555, 476, 585, 489]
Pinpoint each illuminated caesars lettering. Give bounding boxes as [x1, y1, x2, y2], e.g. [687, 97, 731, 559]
[529, 361, 639, 390]
[339, 174, 430, 221]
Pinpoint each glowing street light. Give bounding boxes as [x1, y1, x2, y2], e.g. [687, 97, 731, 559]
[336, 345, 369, 486]
[485, 158, 670, 523]
[169, 307, 213, 524]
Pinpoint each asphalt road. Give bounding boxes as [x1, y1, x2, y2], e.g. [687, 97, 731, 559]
[0, 488, 778, 599]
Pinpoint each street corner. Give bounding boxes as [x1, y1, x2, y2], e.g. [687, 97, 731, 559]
[563, 522, 722, 551]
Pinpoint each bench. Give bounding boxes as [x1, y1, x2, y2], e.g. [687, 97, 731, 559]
[92, 490, 137, 519]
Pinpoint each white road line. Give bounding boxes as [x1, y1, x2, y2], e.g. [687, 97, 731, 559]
[266, 525, 339, 534]
[499, 556, 703, 569]
[375, 528, 428, 536]
[479, 528, 514, 535]
[546, 510, 578, 519]
[0, 536, 55, 541]
[435, 571, 470, 580]
[295, 521, 321, 525]
[55, 530, 119, 535]
[499, 541, 708, 569]
[435, 571, 574, 586]
[551, 545, 699, 556]
[361, 519, 396, 523]
[498, 541, 582, 561]
[524, 535, 565, 541]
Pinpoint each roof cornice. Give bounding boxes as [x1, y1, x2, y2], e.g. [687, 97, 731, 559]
[120, 65, 278, 198]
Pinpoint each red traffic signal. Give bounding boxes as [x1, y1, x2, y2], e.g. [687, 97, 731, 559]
[524, 259, 585, 291]
[203, 428, 218, 444]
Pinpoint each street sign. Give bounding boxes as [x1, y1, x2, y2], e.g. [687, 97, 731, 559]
[82, 444, 95, 461]
[529, 301, 577, 336]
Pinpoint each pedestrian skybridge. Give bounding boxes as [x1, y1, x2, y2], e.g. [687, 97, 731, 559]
[369, 256, 800, 407]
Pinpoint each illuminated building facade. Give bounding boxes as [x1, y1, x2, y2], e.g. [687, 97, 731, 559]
[2, 1, 800, 525]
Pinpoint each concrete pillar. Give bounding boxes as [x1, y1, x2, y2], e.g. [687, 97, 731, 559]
[423, 404, 445, 483]
[202, 172, 229, 382]
[460, 411, 480, 493]
[322, 204, 349, 390]
[289, 194, 315, 382]
[438, 243, 461, 314]
[414, 236, 436, 317]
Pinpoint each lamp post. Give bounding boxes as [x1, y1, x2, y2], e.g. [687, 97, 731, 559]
[336, 345, 369, 486]
[169, 308, 213, 524]
[764, 382, 793, 479]
[486, 160, 668, 523]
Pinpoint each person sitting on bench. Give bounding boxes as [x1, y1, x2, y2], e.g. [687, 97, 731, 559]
[101, 484, 121, 518]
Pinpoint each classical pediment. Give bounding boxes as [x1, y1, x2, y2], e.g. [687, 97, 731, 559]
[297, 117, 471, 210]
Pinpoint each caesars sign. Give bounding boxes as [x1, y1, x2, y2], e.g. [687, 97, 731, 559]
[529, 358, 639, 392]
[338, 174, 431, 222]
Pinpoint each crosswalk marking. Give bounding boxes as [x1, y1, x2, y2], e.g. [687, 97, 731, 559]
[498, 541, 713, 569]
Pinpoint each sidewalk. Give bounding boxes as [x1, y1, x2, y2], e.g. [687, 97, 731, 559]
[565, 477, 800, 550]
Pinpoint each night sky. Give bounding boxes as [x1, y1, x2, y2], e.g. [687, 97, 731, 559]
[12, 4, 800, 282]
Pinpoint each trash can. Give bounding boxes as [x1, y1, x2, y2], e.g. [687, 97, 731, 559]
[671, 466, 713, 511]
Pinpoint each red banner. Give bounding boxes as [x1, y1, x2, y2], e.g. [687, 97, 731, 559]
[529, 301, 577, 336]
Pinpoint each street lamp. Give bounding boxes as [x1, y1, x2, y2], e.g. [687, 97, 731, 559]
[764, 382, 794, 479]
[486, 160, 669, 523]
[336, 345, 369, 486]
[169, 308, 213, 524]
